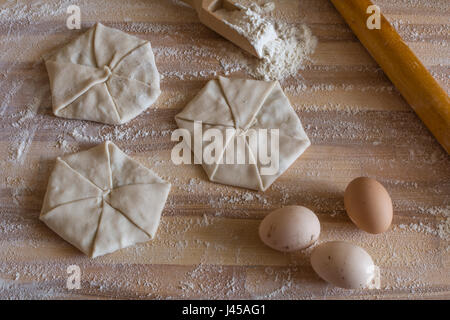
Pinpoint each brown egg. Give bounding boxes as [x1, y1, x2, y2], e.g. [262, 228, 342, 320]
[344, 177, 393, 234]
[259, 206, 320, 252]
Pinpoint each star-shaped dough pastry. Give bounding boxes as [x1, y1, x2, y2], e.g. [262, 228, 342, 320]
[44, 23, 161, 124]
[175, 76, 310, 191]
[40, 141, 171, 258]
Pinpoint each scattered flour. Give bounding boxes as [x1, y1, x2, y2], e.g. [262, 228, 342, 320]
[215, 2, 317, 81]
[216, 2, 277, 58]
[0, 0, 448, 300]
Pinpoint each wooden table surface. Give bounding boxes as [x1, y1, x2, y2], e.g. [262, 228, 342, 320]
[0, 0, 449, 299]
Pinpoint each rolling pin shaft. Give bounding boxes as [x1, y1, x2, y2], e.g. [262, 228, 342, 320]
[330, 0, 450, 153]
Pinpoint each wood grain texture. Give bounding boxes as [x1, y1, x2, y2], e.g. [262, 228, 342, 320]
[0, 0, 449, 299]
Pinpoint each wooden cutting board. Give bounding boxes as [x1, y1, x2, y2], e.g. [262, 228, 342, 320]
[0, 0, 448, 299]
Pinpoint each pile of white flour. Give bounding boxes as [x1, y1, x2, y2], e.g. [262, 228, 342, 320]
[215, 2, 317, 81]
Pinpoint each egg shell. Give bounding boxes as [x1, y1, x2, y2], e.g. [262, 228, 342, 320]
[259, 206, 320, 252]
[344, 177, 393, 234]
[311, 241, 380, 289]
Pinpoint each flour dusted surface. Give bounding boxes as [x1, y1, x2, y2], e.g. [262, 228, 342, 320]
[215, 2, 317, 81]
[0, 0, 449, 299]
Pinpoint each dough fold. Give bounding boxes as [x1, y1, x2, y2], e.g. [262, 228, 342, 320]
[44, 23, 161, 124]
[175, 76, 310, 191]
[40, 141, 171, 258]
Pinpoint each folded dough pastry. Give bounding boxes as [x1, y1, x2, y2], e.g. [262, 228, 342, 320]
[44, 23, 161, 124]
[175, 76, 310, 191]
[40, 141, 171, 258]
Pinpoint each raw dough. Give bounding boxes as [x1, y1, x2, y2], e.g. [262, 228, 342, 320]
[40, 141, 171, 258]
[175, 76, 310, 191]
[44, 23, 161, 125]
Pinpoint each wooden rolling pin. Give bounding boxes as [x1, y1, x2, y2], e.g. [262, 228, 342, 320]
[330, 0, 450, 153]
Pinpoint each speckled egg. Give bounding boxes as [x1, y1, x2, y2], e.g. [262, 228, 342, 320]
[311, 241, 380, 289]
[259, 206, 320, 252]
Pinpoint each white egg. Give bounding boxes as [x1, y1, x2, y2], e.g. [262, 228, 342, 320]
[259, 206, 320, 252]
[311, 241, 380, 289]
